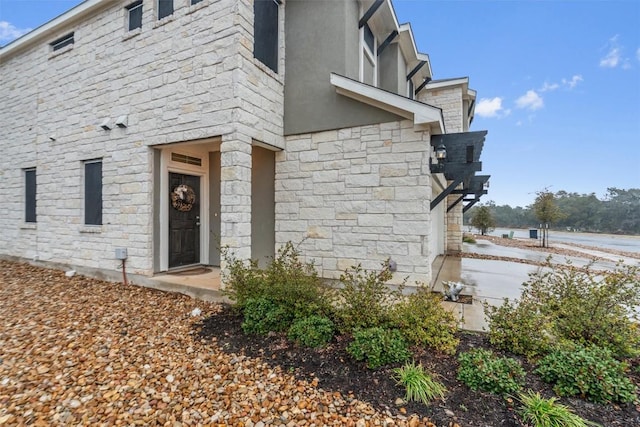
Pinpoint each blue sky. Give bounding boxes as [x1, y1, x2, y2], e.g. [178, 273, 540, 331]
[1, 0, 639, 207]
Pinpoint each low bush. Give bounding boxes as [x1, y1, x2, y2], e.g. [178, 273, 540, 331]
[347, 327, 411, 369]
[517, 390, 600, 427]
[335, 261, 402, 333]
[222, 242, 334, 319]
[535, 345, 637, 404]
[485, 260, 640, 360]
[287, 315, 335, 348]
[389, 289, 459, 355]
[241, 297, 292, 335]
[393, 361, 447, 404]
[457, 348, 525, 395]
[462, 234, 476, 244]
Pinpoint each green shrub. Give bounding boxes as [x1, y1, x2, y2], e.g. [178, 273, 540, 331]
[393, 361, 447, 404]
[462, 234, 476, 244]
[457, 348, 525, 395]
[335, 261, 401, 333]
[535, 345, 637, 404]
[347, 327, 411, 369]
[517, 390, 600, 427]
[485, 298, 556, 359]
[241, 297, 292, 335]
[287, 315, 335, 348]
[222, 242, 334, 319]
[486, 260, 640, 359]
[389, 289, 459, 355]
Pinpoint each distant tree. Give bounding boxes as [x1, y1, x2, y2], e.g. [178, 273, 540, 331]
[469, 205, 496, 236]
[532, 189, 565, 247]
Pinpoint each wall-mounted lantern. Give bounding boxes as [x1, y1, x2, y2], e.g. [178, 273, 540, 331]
[430, 143, 447, 173]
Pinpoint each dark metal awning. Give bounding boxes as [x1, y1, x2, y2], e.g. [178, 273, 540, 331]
[429, 131, 489, 211]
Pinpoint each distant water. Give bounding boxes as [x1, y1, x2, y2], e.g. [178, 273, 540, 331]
[485, 228, 640, 254]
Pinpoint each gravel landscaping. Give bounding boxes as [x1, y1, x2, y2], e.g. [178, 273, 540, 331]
[0, 260, 431, 426]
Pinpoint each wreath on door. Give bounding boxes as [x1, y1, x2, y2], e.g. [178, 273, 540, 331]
[171, 184, 196, 212]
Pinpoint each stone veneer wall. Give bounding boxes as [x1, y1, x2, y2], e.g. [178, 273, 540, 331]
[420, 86, 466, 253]
[0, 0, 285, 275]
[276, 120, 434, 286]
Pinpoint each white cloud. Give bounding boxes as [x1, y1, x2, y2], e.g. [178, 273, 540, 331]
[0, 21, 32, 43]
[475, 97, 509, 118]
[515, 90, 543, 111]
[600, 46, 621, 68]
[637, 47, 640, 61]
[599, 35, 632, 69]
[540, 82, 560, 92]
[562, 74, 583, 89]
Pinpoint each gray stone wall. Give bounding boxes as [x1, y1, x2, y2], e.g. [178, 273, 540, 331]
[276, 120, 434, 285]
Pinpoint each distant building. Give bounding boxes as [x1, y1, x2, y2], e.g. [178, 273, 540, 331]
[0, 0, 489, 286]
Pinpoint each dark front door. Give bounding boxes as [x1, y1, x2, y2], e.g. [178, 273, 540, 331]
[169, 173, 200, 268]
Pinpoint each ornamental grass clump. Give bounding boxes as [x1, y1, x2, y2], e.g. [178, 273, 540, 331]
[393, 361, 447, 405]
[517, 391, 601, 427]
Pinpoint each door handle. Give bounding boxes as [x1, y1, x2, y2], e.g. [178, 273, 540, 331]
[195, 215, 200, 227]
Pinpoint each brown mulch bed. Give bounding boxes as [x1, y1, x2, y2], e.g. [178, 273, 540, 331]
[198, 305, 640, 427]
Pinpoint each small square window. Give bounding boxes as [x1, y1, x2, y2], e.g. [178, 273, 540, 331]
[50, 32, 74, 51]
[158, 0, 173, 20]
[127, 0, 143, 31]
[24, 168, 36, 223]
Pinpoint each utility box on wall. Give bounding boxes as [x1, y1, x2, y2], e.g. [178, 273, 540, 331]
[115, 248, 128, 260]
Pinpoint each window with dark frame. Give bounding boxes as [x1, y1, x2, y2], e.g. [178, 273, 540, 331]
[25, 168, 36, 223]
[253, 0, 279, 73]
[84, 160, 103, 226]
[50, 32, 74, 51]
[127, 0, 143, 31]
[191, 0, 203, 5]
[158, 0, 173, 20]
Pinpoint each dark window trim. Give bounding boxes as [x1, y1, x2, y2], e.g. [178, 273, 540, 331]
[24, 168, 37, 223]
[127, 0, 143, 31]
[253, 0, 280, 73]
[50, 32, 74, 51]
[158, 0, 174, 20]
[84, 159, 103, 226]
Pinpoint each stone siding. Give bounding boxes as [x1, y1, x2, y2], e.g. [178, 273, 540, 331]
[421, 86, 466, 253]
[276, 121, 434, 285]
[0, 0, 284, 275]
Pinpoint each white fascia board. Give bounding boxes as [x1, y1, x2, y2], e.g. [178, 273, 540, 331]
[0, 0, 112, 60]
[330, 73, 444, 133]
[425, 78, 469, 91]
[467, 88, 477, 100]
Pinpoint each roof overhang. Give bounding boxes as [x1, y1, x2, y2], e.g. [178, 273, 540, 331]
[331, 73, 444, 134]
[425, 77, 478, 125]
[358, 1, 432, 87]
[429, 131, 489, 210]
[0, 0, 116, 60]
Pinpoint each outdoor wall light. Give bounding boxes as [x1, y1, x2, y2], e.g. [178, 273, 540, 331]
[430, 143, 447, 174]
[115, 115, 128, 128]
[99, 118, 111, 131]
